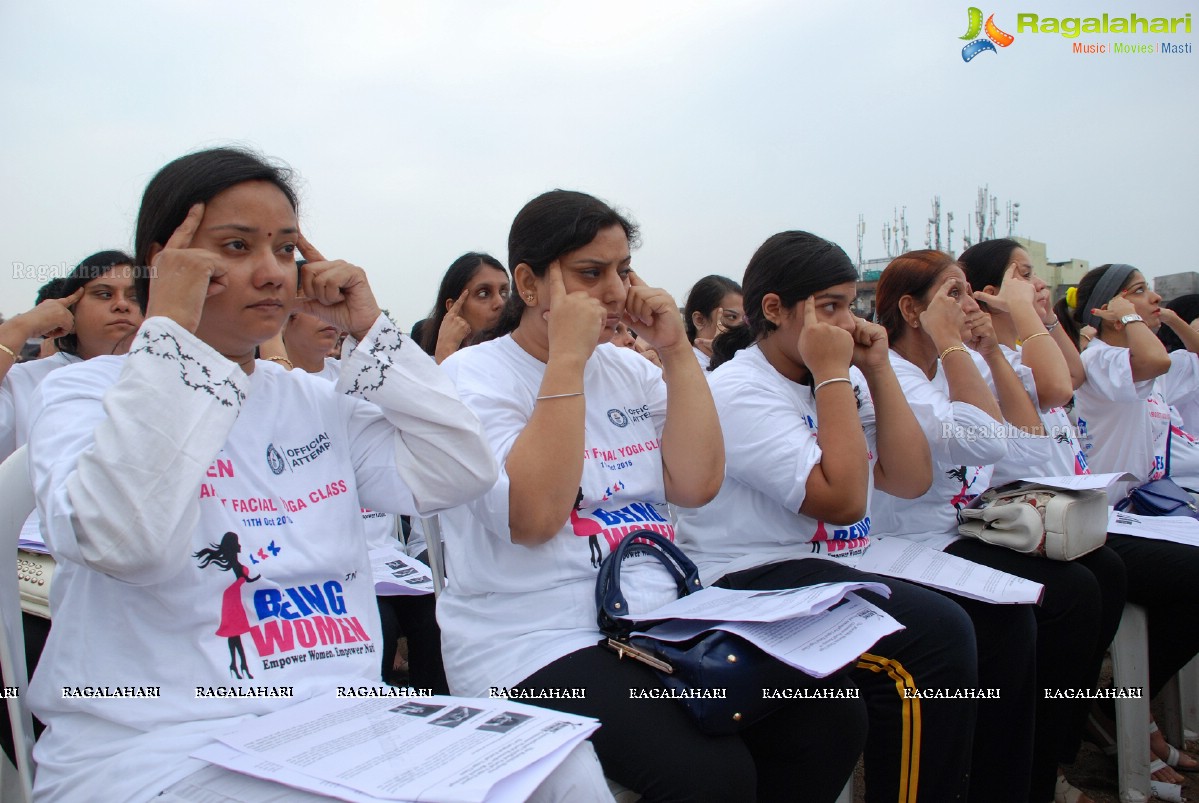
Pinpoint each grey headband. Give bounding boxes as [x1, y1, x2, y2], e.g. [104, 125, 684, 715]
[1083, 264, 1137, 330]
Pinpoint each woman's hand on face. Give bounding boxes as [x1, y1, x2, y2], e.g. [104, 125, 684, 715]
[545, 262, 605, 363]
[295, 236, 382, 341]
[434, 288, 473, 362]
[850, 315, 890, 371]
[964, 309, 999, 355]
[918, 276, 968, 351]
[19, 288, 84, 340]
[623, 271, 686, 353]
[798, 296, 854, 382]
[973, 264, 1036, 314]
[1090, 294, 1136, 325]
[146, 203, 230, 333]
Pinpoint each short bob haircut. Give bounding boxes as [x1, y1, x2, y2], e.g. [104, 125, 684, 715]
[133, 147, 299, 314]
[418, 253, 508, 356]
[55, 250, 137, 355]
[486, 190, 639, 340]
[710, 232, 856, 372]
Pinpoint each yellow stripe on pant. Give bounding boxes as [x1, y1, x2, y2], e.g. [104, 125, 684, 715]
[856, 653, 921, 803]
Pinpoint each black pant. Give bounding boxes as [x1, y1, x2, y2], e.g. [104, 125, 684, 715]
[945, 540, 1123, 803]
[515, 645, 867, 803]
[718, 559, 979, 803]
[0, 614, 49, 766]
[1106, 534, 1199, 699]
[377, 593, 449, 694]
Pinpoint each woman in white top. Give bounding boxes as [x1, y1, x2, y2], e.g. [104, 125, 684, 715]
[682, 274, 742, 369]
[23, 147, 609, 802]
[0, 251, 143, 461]
[417, 252, 510, 364]
[874, 249, 1112, 803]
[960, 240, 1129, 801]
[1054, 263, 1199, 778]
[0, 250, 144, 765]
[437, 190, 867, 802]
[675, 231, 980, 802]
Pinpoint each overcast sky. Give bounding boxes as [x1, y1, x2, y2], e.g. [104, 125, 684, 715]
[2, 0, 1195, 325]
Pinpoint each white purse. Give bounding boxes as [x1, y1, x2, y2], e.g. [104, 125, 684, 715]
[957, 481, 1107, 561]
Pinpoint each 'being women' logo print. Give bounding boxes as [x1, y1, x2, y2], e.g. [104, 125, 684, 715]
[960, 7, 1015, 61]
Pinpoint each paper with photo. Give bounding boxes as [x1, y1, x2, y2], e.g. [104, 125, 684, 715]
[618, 580, 890, 624]
[371, 544, 435, 596]
[857, 536, 1044, 604]
[632, 594, 903, 677]
[1107, 509, 1199, 546]
[206, 692, 598, 802]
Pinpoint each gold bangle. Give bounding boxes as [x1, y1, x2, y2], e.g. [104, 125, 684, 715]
[0, 342, 15, 362]
[1019, 331, 1050, 346]
[939, 344, 968, 362]
[267, 356, 294, 370]
[536, 391, 583, 401]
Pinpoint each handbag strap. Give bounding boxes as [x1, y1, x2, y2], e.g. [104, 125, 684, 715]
[1165, 422, 1173, 477]
[595, 529, 702, 637]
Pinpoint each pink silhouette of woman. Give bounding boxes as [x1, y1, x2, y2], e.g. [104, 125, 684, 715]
[194, 532, 260, 679]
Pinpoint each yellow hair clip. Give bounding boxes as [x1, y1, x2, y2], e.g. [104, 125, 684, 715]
[1065, 286, 1079, 310]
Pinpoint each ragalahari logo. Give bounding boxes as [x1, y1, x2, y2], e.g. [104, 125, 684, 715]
[961, 7, 1015, 61]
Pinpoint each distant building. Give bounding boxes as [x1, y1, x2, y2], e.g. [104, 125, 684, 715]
[1154, 272, 1199, 303]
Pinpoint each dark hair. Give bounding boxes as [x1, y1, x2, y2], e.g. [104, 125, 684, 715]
[486, 190, 639, 339]
[709, 232, 857, 371]
[875, 250, 959, 344]
[418, 252, 508, 356]
[1158, 293, 1199, 352]
[35, 277, 67, 306]
[1052, 264, 1138, 350]
[192, 532, 242, 572]
[55, 250, 137, 355]
[958, 238, 1022, 309]
[133, 147, 299, 313]
[683, 275, 742, 344]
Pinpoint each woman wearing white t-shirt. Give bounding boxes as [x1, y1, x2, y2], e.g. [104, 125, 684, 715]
[873, 249, 1111, 803]
[0, 250, 143, 766]
[675, 231, 982, 802]
[437, 190, 867, 802]
[24, 148, 611, 803]
[960, 241, 1129, 800]
[682, 274, 742, 369]
[1054, 263, 1199, 778]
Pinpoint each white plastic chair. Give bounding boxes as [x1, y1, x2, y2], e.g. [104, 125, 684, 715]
[0, 446, 37, 802]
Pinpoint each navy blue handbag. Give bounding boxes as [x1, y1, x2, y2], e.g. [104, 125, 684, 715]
[1115, 429, 1199, 518]
[595, 529, 800, 734]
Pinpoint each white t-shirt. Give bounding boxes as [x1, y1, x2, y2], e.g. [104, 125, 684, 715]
[990, 344, 1088, 484]
[675, 345, 875, 584]
[1168, 407, 1199, 491]
[27, 316, 495, 802]
[437, 338, 679, 696]
[0, 350, 81, 460]
[1074, 341, 1199, 500]
[692, 345, 710, 370]
[870, 350, 1007, 550]
[304, 356, 399, 550]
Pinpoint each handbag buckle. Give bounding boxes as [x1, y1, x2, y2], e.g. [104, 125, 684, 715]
[602, 638, 675, 674]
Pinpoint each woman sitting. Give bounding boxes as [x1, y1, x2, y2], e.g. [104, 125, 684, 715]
[24, 147, 516, 801]
[436, 190, 867, 802]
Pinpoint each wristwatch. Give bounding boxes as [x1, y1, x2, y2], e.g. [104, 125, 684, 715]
[1118, 313, 1144, 326]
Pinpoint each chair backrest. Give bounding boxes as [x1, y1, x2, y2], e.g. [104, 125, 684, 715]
[0, 446, 36, 801]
